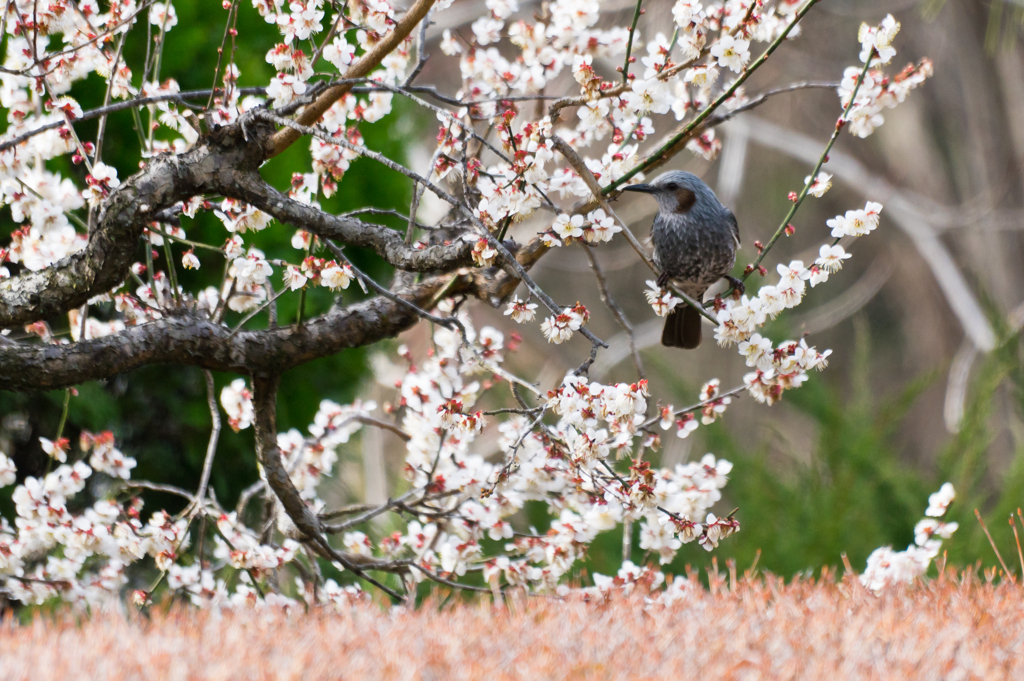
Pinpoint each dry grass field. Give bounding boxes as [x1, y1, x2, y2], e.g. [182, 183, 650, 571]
[1, 568, 1022, 680]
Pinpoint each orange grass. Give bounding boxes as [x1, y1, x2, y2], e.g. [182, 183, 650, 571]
[2, 569, 1022, 680]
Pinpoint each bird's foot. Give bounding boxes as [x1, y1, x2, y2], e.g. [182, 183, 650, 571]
[725, 275, 745, 298]
[656, 271, 671, 289]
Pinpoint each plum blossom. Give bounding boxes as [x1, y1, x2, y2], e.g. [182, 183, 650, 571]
[83, 163, 120, 207]
[149, 2, 178, 29]
[541, 308, 584, 344]
[40, 437, 70, 463]
[805, 171, 832, 197]
[552, 213, 585, 241]
[504, 296, 538, 323]
[267, 73, 307, 107]
[926, 482, 956, 517]
[624, 77, 674, 115]
[0, 452, 16, 487]
[859, 14, 900, 64]
[827, 201, 883, 238]
[644, 281, 682, 317]
[815, 244, 851, 273]
[321, 262, 354, 290]
[471, 238, 497, 267]
[861, 483, 957, 592]
[710, 36, 750, 73]
[221, 379, 254, 431]
[673, 0, 703, 27]
[675, 413, 699, 439]
[233, 252, 273, 286]
[323, 36, 356, 69]
[584, 209, 620, 243]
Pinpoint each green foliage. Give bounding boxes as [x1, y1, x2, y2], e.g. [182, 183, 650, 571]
[938, 322, 1024, 572]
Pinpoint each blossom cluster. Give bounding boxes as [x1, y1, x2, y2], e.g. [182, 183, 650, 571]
[0, 0, 944, 609]
[840, 15, 934, 138]
[860, 483, 958, 592]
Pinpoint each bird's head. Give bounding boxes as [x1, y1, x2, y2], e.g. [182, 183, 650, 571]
[621, 170, 712, 215]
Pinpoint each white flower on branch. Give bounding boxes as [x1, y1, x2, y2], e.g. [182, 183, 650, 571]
[827, 201, 883, 238]
[323, 36, 356, 69]
[283, 265, 308, 291]
[232, 252, 273, 286]
[673, 0, 703, 27]
[686, 129, 722, 160]
[684, 63, 718, 88]
[675, 413, 699, 439]
[321, 262, 354, 291]
[710, 35, 750, 73]
[573, 54, 601, 99]
[552, 213, 584, 241]
[805, 171, 833, 197]
[926, 482, 956, 517]
[623, 77, 674, 116]
[220, 379, 254, 432]
[149, 2, 178, 29]
[0, 452, 16, 487]
[584, 209, 621, 243]
[470, 238, 497, 267]
[861, 483, 956, 592]
[815, 243, 851, 273]
[80, 431, 136, 480]
[224, 235, 245, 259]
[215, 200, 272, 234]
[644, 280, 682, 318]
[83, 163, 120, 207]
[40, 437, 69, 463]
[859, 14, 900, 64]
[266, 73, 307, 107]
[504, 296, 538, 323]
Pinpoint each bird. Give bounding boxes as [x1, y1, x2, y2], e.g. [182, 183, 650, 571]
[622, 170, 741, 349]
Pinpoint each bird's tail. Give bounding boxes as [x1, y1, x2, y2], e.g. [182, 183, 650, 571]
[662, 305, 702, 349]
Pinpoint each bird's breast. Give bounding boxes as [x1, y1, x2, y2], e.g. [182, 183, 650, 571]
[652, 214, 737, 288]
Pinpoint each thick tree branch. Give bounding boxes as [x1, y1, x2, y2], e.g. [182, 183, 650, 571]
[0, 120, 274, 329]
[217, 172, 473, 272]
[252, 374, 410, 602]
[0, 277, 447, 392]
[251, 374, 323, 540]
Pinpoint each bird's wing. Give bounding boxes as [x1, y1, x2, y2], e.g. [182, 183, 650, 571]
[727, 209, 740, 247]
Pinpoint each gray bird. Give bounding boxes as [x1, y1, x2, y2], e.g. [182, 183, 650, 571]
[623, 171, 742, 349]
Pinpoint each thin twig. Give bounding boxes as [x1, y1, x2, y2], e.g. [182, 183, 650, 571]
[976, 509, 1012, 579]
[193, 370, 222, 513]
[736, 59, 872, 290]
[621, 0, 644, 83]
[1010, 512, 1024, 580]
[581, 243, 644, 380]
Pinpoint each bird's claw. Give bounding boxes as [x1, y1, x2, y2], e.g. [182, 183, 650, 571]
[726, 275, 745, 297]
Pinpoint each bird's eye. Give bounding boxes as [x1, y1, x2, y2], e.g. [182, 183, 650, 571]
[666, 183, 678, 190]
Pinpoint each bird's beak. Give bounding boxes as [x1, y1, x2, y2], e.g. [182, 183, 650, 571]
[621, 183, 658, 194]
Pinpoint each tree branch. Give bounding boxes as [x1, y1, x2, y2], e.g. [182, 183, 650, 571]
[0, 120, 274, 329]
[0, 277, 447, 391]
[266, 0, 437, 157]
[215, 171, 473, 272]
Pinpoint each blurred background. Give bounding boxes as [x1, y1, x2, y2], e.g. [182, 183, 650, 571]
[2, 0, 1022, 582]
